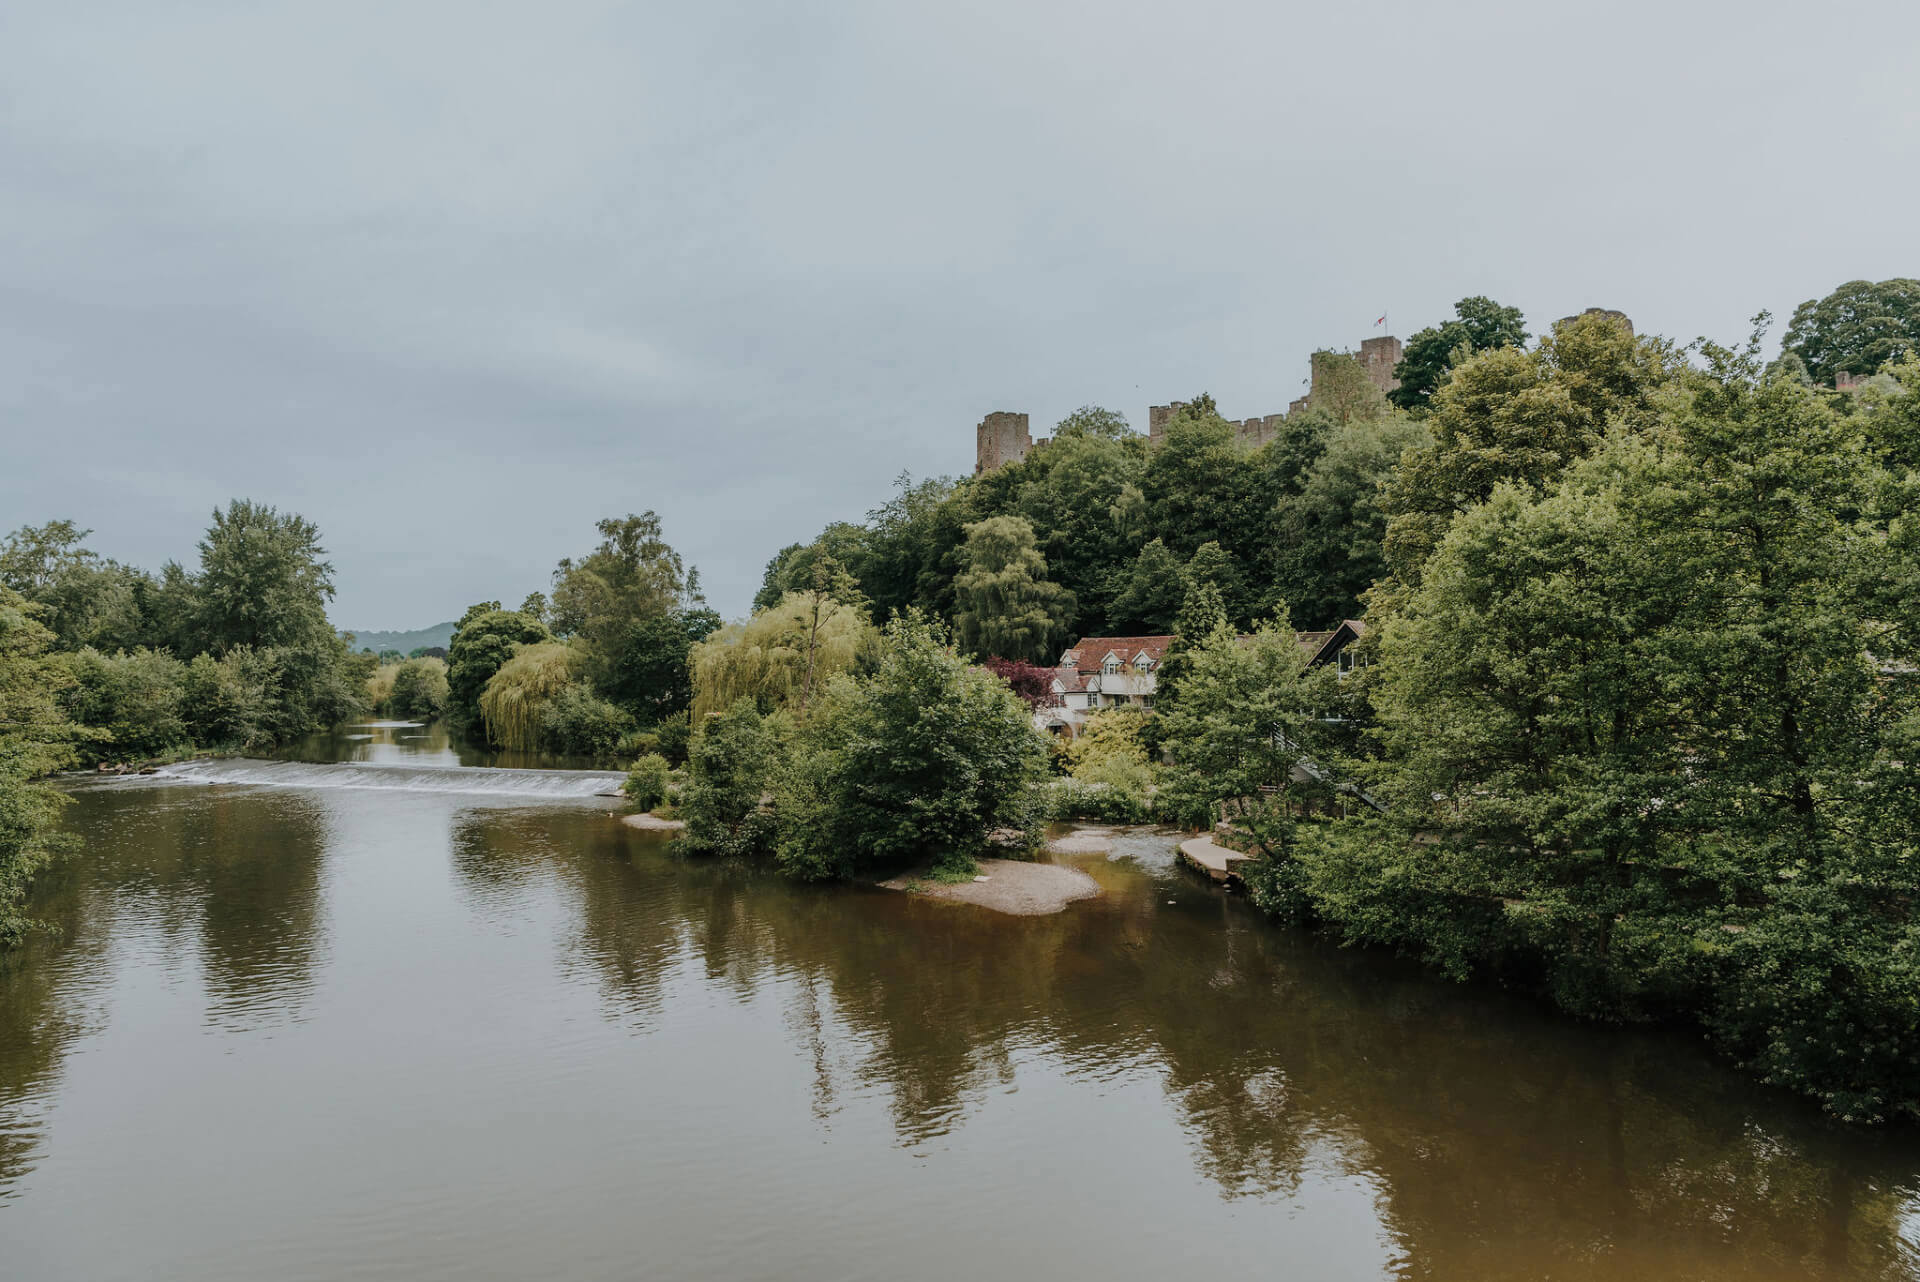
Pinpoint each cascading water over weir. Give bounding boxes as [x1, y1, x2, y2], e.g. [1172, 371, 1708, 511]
[150, 758, 628, 800]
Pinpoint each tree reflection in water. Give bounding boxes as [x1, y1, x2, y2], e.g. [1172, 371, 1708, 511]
[1, 785, 1914, 1281]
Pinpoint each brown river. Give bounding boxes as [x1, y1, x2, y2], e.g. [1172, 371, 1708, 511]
[2, 723, 1916, 1280]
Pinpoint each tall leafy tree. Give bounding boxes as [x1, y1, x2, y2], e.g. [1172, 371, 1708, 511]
[1389, 296, 1530, 412]
[445, 601, 551, 732]
[188, 500, 337, 655]
[1271, 415, 1429, 624]
[548, 512, 715, 722]
[1381, 309, 1673, 586]
[0, 521, 151, 652]
[951, 515, 1074, 662]
[1782, 278, 1920, 385]
[1110, 538, 1186, 633]
[0, 589, 84, 946]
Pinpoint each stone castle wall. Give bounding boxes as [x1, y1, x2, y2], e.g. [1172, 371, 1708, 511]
[972, 315, 1627, 471]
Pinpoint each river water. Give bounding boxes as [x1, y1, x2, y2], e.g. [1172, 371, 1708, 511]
[2, 723, 1916, 1280]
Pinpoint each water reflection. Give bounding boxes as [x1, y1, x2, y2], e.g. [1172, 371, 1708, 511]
[1, 773, 1915, 1280]
[282, 720, 618, 771]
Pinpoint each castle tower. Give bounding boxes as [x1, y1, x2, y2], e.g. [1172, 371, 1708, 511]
[1147, 402, 1187, 451]
[975, 411, 1033, 474]
[1355, 335, 1403, 394]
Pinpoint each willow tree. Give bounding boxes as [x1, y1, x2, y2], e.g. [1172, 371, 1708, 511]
[951, 515, 1073, 663]
[478, 643, 578, 752]
[689, 584, 877, 720]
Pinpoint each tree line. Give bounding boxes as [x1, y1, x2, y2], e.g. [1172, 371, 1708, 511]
[4, 276, 1917, 1118]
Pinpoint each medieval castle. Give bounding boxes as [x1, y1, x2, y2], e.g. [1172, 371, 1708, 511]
[975, 332, 1405, 474]
[974, 309, 1636, 474]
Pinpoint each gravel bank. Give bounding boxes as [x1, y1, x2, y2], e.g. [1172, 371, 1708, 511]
[880, 858, 1101, 915]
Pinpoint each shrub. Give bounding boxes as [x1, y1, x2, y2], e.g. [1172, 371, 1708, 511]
[388, 657, 449, 721]
[681, 699, 783, 856]
[60, 647, 189, 761]
[772, 614, 1048, 881]
[538, 683, 632, 756]
[623, 753, 671, 811]
[1039, 777, 1148, 824]
[180, 646, 281, 749]
[653, 711, 693, 766]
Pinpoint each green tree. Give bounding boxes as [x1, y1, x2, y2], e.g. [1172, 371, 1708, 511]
[1381, 309, 1673, 586]
[446, 602, 552, 732]
[1271, 415, 1430, 624]
[753, 522, 870, 613]
[1110, 538, 1186, 633]
[187, 500, 336, 655]
[1389, 296, 1530, 412]
[0, 589, 83, 946]
[1157, 616, 1322, 834]
[773, 614, 1047, 880]
[387, 657, 449, 721]
[681, 698, 783, 856]
[477, 642, 578, 752]
[1051, 405, 1135, 440]
[1141, 404, 1266, 568]
[0, 521, 152, 652]
[1064, 705, 1154, 795]
[549, 513, 703, 717]
[1782, 277, 1920, 385]
[59, 648, 190, 761]
[952, 515, 1074, 662]
[690, 578, 878, 720]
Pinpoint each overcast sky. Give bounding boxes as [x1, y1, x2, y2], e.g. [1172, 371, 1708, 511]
[4, 0, 1916, 627]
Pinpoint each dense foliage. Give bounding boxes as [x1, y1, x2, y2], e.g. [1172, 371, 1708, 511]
[0, 503, 369, 769]
[772, 615, 1048, 880]
[1782, 278, 1920, 385]
[0, 589, 85, 945]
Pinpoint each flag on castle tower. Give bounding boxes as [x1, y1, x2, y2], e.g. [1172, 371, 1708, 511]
[1375, 314, 1387, 328]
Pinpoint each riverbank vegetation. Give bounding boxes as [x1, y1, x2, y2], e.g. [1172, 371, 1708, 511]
[5, 277, 1917, 1121]
[747, 281, 1920, 1121]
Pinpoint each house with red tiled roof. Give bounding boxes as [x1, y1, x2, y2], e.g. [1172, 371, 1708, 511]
[1035, 621, 1370, 737]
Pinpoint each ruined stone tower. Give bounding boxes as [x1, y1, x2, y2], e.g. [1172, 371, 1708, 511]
[1355, 335, 1403, 394]
[975, 411, 1034, 475]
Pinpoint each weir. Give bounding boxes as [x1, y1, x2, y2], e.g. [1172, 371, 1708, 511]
[151, 758, 628, 800]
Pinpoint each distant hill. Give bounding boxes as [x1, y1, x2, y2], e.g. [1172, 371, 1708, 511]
[341, 621, 457, 655]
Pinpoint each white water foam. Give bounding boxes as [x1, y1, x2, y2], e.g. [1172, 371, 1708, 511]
[152, 758, 627, 800]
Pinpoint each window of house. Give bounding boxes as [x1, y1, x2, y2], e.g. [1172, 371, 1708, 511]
[1101, 655, 1121, 675]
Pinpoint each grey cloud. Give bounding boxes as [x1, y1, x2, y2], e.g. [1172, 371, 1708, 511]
[3, 0, 1916, 624]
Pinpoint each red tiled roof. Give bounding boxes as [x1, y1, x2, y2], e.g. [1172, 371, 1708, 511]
[1057, 635, 1176, 674]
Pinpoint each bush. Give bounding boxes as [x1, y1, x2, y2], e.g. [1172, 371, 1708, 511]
[681, 699, 783, 856]
[388, 657, 449, 721]
[538, 683, 632, 756]
[771, 614, 1048, 881]
[180, 646, 281, 749]
[624, 753, 671, 811]
[1039, 776, 1148, 824]
[60, 647, 189, 761]
[653, 711, 693, 766]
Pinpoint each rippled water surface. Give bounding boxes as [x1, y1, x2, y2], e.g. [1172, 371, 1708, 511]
[3, 725, 1917, 1280]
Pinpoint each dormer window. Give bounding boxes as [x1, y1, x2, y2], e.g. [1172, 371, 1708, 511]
[1101, 654, 1122, 675]
[1134, 654, 1154, 671]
